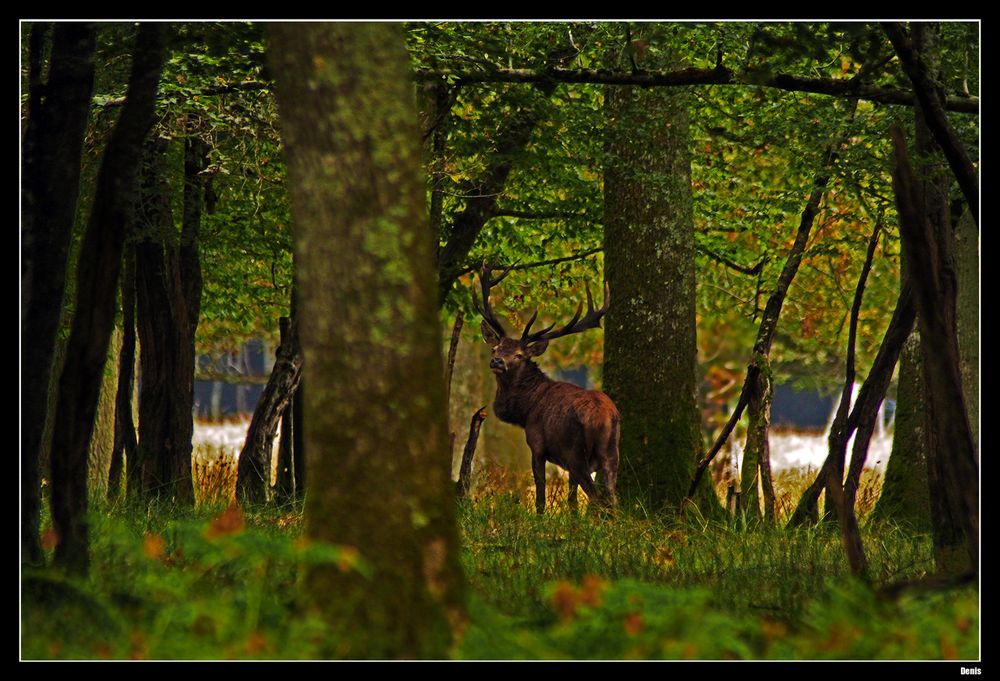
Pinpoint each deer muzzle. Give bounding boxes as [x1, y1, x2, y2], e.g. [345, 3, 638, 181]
[490, 357, 506, 373]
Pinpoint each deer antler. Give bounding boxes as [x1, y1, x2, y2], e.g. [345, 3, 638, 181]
[472, 262, 513, 339]
[521, 281, 610, 346]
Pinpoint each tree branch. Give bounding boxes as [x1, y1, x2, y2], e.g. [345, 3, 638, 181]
[414, 64, 978, 114]
[882, 22, 979, 226]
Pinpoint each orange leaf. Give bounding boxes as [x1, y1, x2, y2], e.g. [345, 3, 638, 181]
[143, 533, 166, 560]
[205, 505, 244, 539]
[624, 611, 644, 636]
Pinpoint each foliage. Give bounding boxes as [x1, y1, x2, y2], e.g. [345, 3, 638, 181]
[459, 576, 978, 660]
[22, 504, 364, 660]
[22, 498, 976, 660]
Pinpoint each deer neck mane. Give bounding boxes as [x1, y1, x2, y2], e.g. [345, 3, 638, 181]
[492, 360, 551, 427]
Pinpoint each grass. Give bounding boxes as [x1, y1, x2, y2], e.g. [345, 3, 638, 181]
[21, 454, 979, 660]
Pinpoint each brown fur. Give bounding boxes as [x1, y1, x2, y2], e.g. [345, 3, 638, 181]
[485, 332, 619, 513]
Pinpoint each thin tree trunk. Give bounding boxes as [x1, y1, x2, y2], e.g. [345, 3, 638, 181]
[274, 317, 295, 504]
[109, 246, 137, 500]
[685, 99, 858, 507]
[788, 278, 916, 528]
[235, 317, 303, 504]
[49, 24, 166, 573]
[21, 22, 97, 566]
[87, 328, 121, 499]
[741, 362, 775, 521]
[292, 375, 306, 499]
[456, 407, 487, 499]
[444, 310, 464, 414]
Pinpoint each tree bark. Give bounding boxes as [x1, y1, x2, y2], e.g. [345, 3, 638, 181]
[273, 317, 296, 504]
[269, 22, 466, 658]
[21, 22, 97, 566]
[236, 317, 303, 504]
[740, 360, 775, 521]
[456, 407, 487, 499]
[132, 134, 204, 505]
[872, 331, 930, 527]
[48, 24, 166, 574]
[891, 124, 978, 578]
[412, 63, 979, 114]
[883, 22, 979, 226]
[108, 246, 137, 500]
[603, 73, 704, 513]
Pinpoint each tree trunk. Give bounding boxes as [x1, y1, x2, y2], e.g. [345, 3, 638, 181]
[274, 317, 296, 504]
[21, 22, 97, 566]
[456, 407, 487, 499]
[873, 332, 930, 528]
[954, 208, 978, 454]
[132, 135, 203, 505]
[888, 24, 978, 579]
[740, 362, 775, 521]
[87, 328, 121, 500]
[48, 24, 166, 573]
[292, 375, 306, 500]
[269, 22, 466, 658]
[236, 317, 303, 504]
[108, 246, 137, 501]
[603, 64, 704, 513]
[891, 123, 978, 579]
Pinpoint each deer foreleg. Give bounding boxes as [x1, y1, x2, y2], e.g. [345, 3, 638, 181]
[531, 452, 547, 514]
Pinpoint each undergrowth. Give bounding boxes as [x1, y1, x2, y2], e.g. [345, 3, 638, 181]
[21, 469, 978, 660]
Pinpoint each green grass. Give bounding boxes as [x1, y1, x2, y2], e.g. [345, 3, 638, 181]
[21, 471, 978, 660]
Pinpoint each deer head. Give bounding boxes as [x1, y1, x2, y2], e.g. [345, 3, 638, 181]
[473, 263, 609, 376]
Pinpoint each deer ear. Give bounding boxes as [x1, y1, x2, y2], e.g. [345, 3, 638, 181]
[481, 320, 502, 347]
[525, 339, 549, 357]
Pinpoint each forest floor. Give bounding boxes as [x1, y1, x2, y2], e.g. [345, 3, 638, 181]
[21, 420, 978, 661]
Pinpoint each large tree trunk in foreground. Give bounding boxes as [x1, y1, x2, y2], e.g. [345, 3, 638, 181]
[269, 22, 466, 658]
[21, 22, 97, 566]
[48, 24, 166, 573]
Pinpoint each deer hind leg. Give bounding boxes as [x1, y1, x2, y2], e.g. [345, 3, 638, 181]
[566, 473, 580, 511]
[565, 457, 603, 508]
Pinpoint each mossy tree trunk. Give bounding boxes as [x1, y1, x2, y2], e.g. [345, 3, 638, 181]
[602, 72, 705, 514]
[874, 331, 930, 528]
[268, 22, 466, 659]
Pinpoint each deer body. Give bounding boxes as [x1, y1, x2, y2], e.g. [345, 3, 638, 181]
[476, 265, 619, 513]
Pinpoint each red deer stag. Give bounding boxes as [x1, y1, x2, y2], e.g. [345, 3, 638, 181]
[474, 264, 619, 514]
